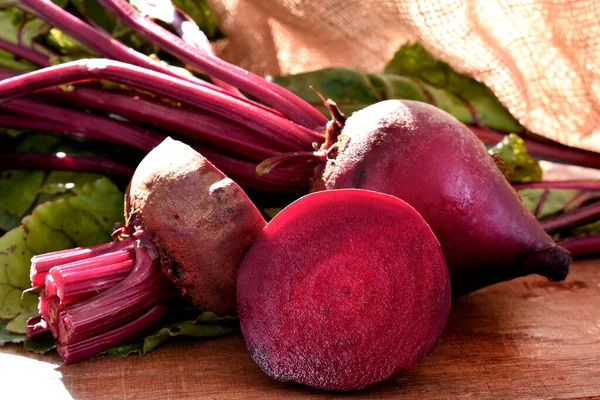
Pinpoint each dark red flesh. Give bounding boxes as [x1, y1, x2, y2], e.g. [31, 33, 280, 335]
[237, 189, 451, 391]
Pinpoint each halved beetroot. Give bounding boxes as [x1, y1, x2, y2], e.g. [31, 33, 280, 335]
[237, 189, 451, 391]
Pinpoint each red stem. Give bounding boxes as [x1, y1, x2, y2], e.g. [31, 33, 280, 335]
[0, 68, 13, 79]
[57, 240, 173, 345]
[18, 0, 220, 91]
[0, 102, 305, 192]
[0, 37, 50, 67]
[471, 126, 600, 170]
[0, 69, 287, 159]
[513, 181, 600, 190]
[560, 234, 600, 256]
[98, 0, 327, 129]
[27, 234, 176, 365]
[49, 87, 286, 159]
[31, 239, 135, 288]
[45, 296, 64, 338]
[199, 148, 314, 193]
[0, 98, 164, 151]
[26, 314, 51, 339]
[167, 5, 244, 97]
[0, 59, 324, 150]
[0, 152, 135, 176]
[38, 292, 49, 315]
[44, 274, 58, 298]
[513, 181, 600, 219]
[541, 201, 600, 233]
[256, 150, 326, 177]
[49, 249, 136, 304]
[562, 192, 600, 211]
[57, 304, 168, 364]
[18, 0, 289, 118]
[0, 112, 109, 139]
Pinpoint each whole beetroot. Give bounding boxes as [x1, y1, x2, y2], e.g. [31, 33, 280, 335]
[28, 138, 266, 363]
[312, 100, 570, 295]
[126, 137, 266, 313]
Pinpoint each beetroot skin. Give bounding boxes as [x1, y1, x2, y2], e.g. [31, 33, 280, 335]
[237, 189, 451, 391]
[313, 100, 570, 295]
[126, 138, 266, 313]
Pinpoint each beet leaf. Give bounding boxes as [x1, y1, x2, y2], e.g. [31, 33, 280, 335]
[0, 8, 52, 70]
[0, 132, 130, 232]
[106, 311, 239, 356]
[0, 319, 27, 345]
[272, 44, 522, 133]
[384, 43, 523, 133]
[488, 134, 542, 183]
[518, 188, 583, 220]
[273, 43, 600, 171]
[0, 178, 123, 338]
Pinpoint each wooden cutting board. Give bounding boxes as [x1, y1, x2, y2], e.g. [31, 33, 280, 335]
[2, 259, 599, 399]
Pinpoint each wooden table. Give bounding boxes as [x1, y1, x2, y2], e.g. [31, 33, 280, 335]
[2, 259, 599, 399]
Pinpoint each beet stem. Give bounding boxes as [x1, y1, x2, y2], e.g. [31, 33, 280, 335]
[18, 0, 295, 118]
[30, 239, 135, 288]
[49, 249, 136, 304]
[0, 152, 135, 176]
[38, 294, 49, 316]
[541, 201, 600, 233]
[28, 234, 173, 363]
[57, 304, 168, 364]
[44, 274, 58, 298]
[562, 192, 600, 211]
[57, 239, 174, 345]
[45, 296, 64, 338]
[0, 110, 301, 192]
[19, 0, 224, 91]
[50, 87, 286, 160]
[0, 111, 122, 144]
[26, 315, 51, 340]
[560, 234, 600, 256]
[98, 0, 327, 128]
[471, 126, 600, 170]
[513, 181, 600, 190]
[256, 150, 326, 177]
[198, 147, 313, 193]
[0, 68, 14, 79]
[0, 98, 164, 151]
[165, 5, 244, 97]
[0, 69, 289, 159]
[0, 37, 50, 67]
[0, 59, 323, 150]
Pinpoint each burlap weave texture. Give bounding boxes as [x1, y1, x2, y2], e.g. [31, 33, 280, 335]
[209, 0, 600, 150]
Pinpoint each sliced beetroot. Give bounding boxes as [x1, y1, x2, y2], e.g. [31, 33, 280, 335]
[126, 137, 266, 313]
[313, 100, 570, 295]
[237, 189, 451, 391]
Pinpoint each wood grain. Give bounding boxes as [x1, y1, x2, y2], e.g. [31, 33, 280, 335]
[2, 259, 599, 400]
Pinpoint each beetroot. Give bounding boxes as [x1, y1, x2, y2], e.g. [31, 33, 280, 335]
[237, 189, 451, 391]
[312, 100, 570, 295]
[126, 137, 266, 313]
[27, 138, 266, 362]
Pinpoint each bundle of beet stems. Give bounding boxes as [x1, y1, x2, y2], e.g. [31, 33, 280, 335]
[2, 0, 600, 363]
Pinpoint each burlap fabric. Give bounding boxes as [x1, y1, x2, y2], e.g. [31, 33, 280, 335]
[209, 0, 600, 151]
